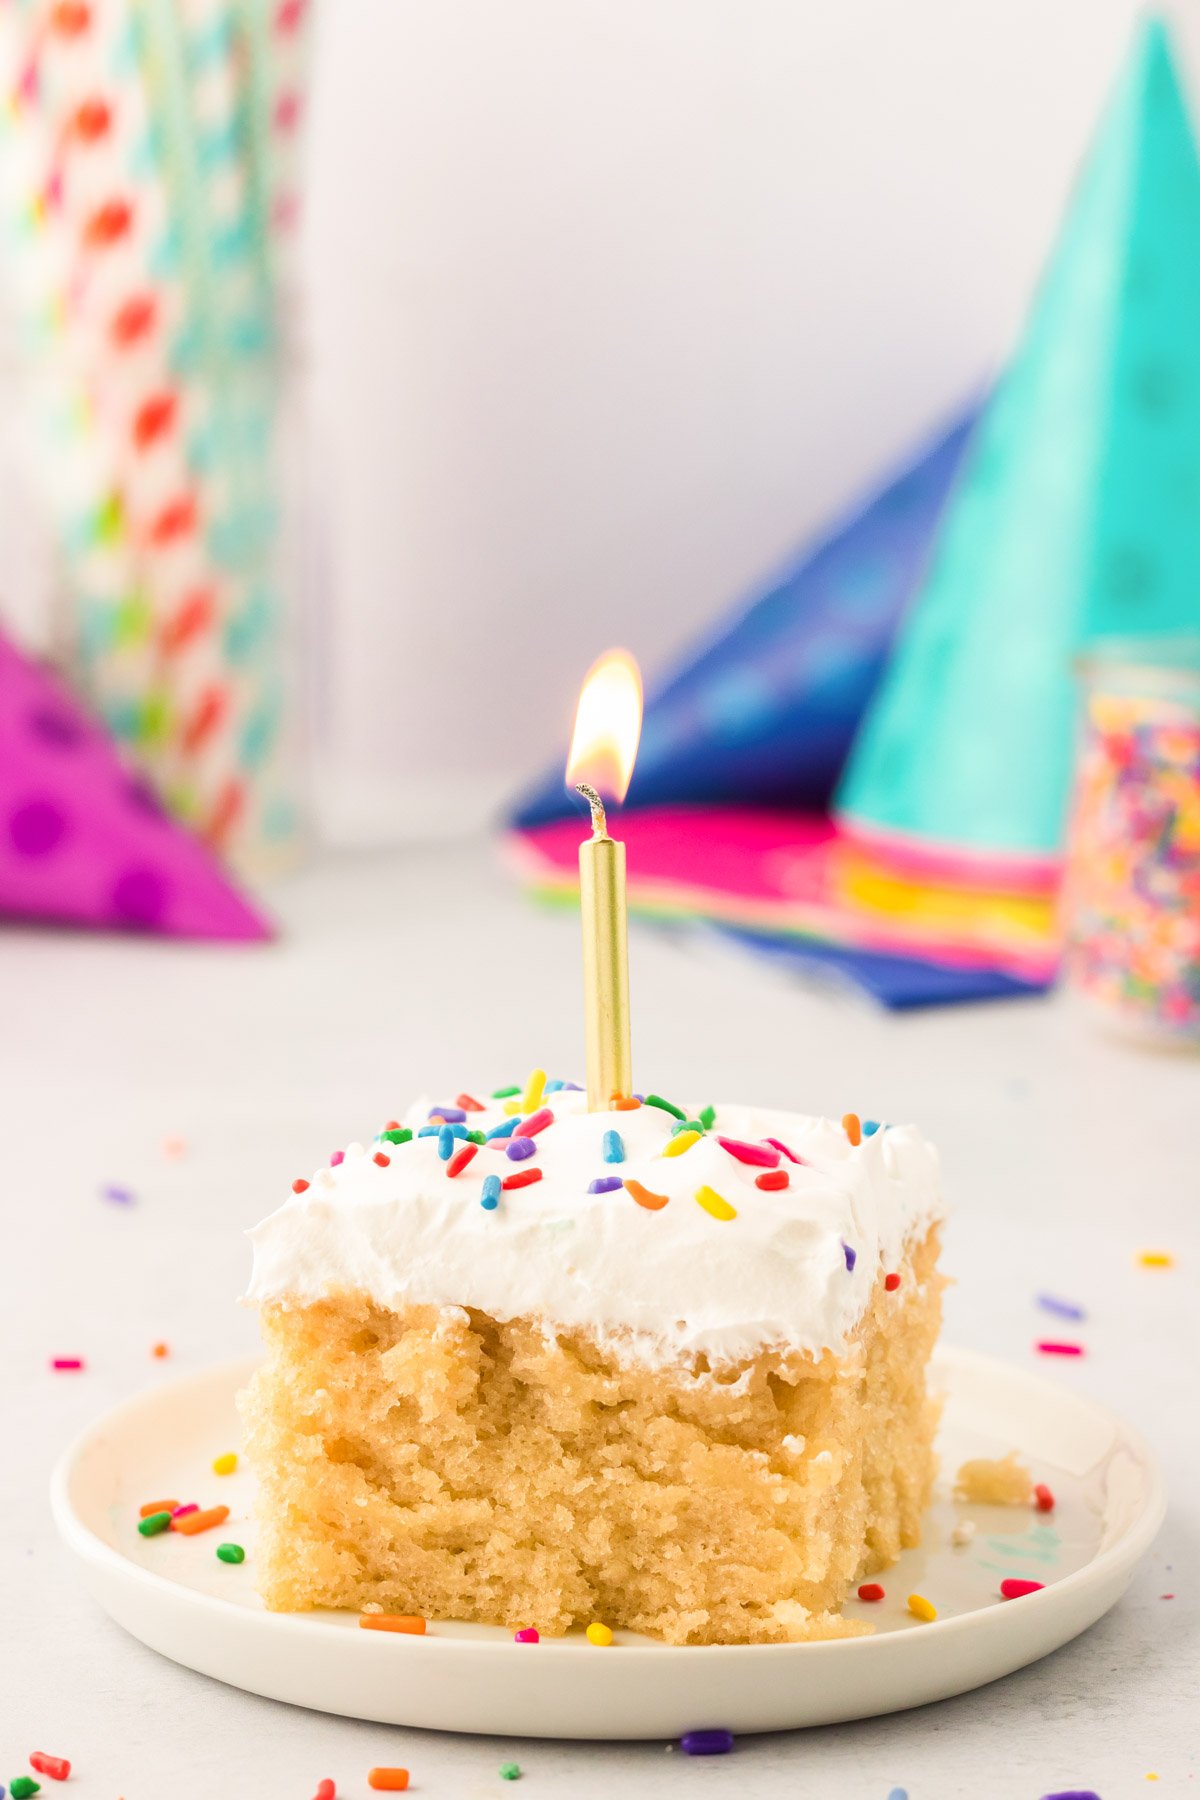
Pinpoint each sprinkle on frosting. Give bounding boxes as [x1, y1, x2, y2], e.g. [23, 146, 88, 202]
[694, 1184, 737, 1222]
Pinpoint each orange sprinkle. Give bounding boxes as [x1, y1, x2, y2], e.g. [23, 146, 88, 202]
[151, 1341, 169, 1358]
[368, 1772, 409, 1792]
[139, 1498, 179, 1518]
[359, 1614, 427, 1635]
[609, 1095, 642, 1111]
[171, 1504, 229, 1536]
[624, 1178, 669, 1211]
[843, 1112, 862, 1146]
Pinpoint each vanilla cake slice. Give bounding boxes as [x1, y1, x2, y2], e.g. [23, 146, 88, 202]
[240, 1084, 945, 1646]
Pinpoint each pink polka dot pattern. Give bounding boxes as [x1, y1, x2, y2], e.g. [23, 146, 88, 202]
[0, 626, 270, 941]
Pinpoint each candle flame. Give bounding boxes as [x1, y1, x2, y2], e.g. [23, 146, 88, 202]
[566, 649, 643, 806]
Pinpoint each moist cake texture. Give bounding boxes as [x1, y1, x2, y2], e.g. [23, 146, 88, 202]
[241, 1088, 945, 1644]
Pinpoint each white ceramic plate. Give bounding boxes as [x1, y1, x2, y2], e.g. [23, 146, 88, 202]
[51, 1347, 1164, 1740]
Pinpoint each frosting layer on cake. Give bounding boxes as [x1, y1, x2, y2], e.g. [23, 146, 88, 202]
[246, 1092, 942, 1366]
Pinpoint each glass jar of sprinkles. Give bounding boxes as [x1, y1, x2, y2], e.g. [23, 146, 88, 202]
[1061, 641, 1200, 1046]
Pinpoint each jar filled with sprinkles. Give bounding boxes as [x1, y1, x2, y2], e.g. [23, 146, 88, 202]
[1062, 642, 1200, 1045]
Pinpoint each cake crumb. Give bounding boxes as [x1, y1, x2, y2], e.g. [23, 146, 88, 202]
[951, 1518, 977, 1547]
[954, 1451, 1033, 1506]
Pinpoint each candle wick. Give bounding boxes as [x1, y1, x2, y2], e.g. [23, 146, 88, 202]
[575, 782, 609, 837]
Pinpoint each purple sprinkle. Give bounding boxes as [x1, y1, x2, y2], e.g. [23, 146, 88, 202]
[588, 1176, 623, 1194]
[506, 1136, 537, 1161]
[843, 1241, 857, 1272]
[680, 1729, 734, 1756]
[1038, 1792, 1103, 1800]
[330, 1150, 345, 1166]
[430, 1106, 466, 1123]
[1036, 1293, 1086, 1321]
[102, 1183, 135, 1205]
[561, 1082, 584, 1092]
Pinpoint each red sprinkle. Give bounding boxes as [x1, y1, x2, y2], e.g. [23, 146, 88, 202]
[884, 1273, 901, 1292]
[446, 1143, 479, 1178]
[51, 1357, 84, 1371]
[513, 1627, 540, 1643]
[313, 1783, 336, 1800]
[457, 1093, 485, 1112]
[502, 1168, 543, 1191]
[717, 1135, 780, 1168]
[1000, 1578, 1044, 1600]
[1034, 1482, 1055, 1512]
[292, 1178, 310, 1193]
[857, 1583, 885, 1602]
[30, 1752, 71, 1780]
[373, 1151, 390, 1167]
[111, 293, 156, 346]
[384, 1120, 401, 1131]
[764, 1136, 803, 1164]
[85, 196, 132, 246]
[755, 1169, 789, 1191]
[1036, 1341, 1084, 1357]
[520, 1107, 554, 1136]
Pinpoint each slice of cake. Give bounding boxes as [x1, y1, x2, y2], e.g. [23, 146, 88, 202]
[240, 1084, 944, 1645]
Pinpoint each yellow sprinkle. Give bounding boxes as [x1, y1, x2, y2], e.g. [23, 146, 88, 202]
[694, 1185, 737, 1222]
[586, 1621, 614, 1647]
[907, 1592, 937, 1622]
[212, 1452, 238, 1476]
[662, 1130, 701, 1158]
[521, 1068, 547, 1113]
[1138, 1251, 1174, 1269]
[504, 1101, 522, 1115]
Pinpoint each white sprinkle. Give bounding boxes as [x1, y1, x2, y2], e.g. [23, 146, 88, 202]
[951, 1519, 976, 1547]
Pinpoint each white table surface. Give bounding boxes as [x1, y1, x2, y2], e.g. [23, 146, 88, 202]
[3, 840, 1196, 1799]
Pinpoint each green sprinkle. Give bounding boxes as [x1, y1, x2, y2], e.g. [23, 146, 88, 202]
[138, 1510, 172, 1536]
[698, 1104, 716, 1130]
[12, 1779, 42, 1798]
[216, 1542, 245, 1564]
[671, 1119, 705, 1135]
[491, 1085, 521, 1099]
[467, 1129, 487, 1144]
[381, 1127, 412, 1145]
[499, 1764, 521, 1782]
[644, 1094, 685, 1120]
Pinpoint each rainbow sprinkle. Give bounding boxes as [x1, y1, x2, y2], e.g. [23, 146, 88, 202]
[588, 1177, 623, 1194]
[481, 1176, 501, 1211]
[694, 1184, 736, 1222]
[602, 1130, 624, 1163]
[643, 1094, 685, 1120]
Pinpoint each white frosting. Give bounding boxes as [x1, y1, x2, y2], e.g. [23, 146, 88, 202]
[245, 1091, 943, 1367]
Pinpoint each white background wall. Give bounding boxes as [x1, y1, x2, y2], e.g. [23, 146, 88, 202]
[302, 2, 1197, 837]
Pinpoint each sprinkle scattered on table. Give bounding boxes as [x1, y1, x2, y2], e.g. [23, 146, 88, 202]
[887, 1789, 909, 1800]
[585, 1621, 613, 1646]
[29, 1753, 69, 1781]
[1137, 1251, 1174, 1268]
[907, 1592, 937, 1622]
[1034, 1482, 1056, 1512]
[101, 1182, 135, 1204]
[212, 1451, 238, 1475]
[215, 1543, 245, 1564]
[1036, 1340, 1085, 1357]
[49, 1357, 84, 1372]
[499, 1764, 522, 1782]
[151, 1341, 170, 1358]
[11, 1778, 41, 1798]
[161, 1135, 187, 1158]
[857, 1583, 885, 1602]
[679, 1729, 734, 1756]
[513, 1627, 539, 1643]
[312, 1782, 336, 1800]
[1036, 1292, 1086, 1321]
[1000, 1578, 1045, 1599]
[359, 1614, 426, 1635]
[366, 1772, 409, 1793]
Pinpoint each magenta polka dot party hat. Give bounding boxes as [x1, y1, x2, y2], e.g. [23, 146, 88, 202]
[0, 625, 270, 941]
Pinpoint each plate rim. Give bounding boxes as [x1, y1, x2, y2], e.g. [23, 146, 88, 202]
[50, 1343, 1168, 1662]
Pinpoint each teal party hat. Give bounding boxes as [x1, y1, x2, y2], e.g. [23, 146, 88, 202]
[837, 17, 1200, 867]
